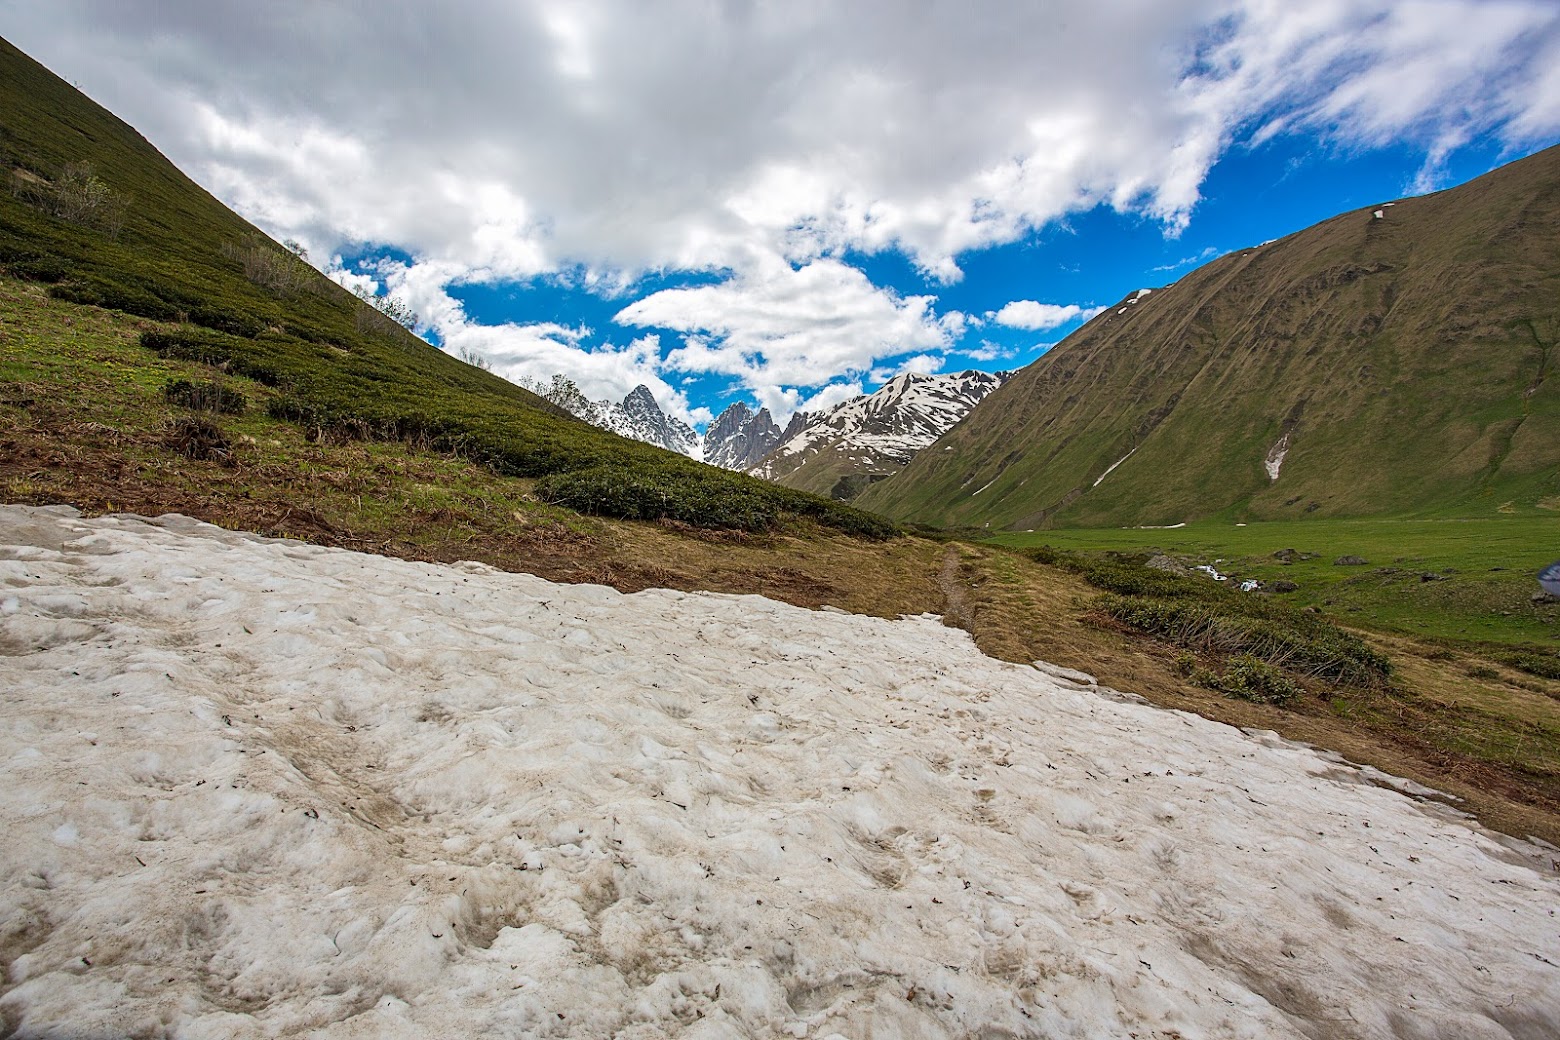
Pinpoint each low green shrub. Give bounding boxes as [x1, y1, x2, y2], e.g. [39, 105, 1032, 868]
[1075, 557, 1213, 598]
[1193, 653, 1305, 705]
[1097, 593, 1390, 686]
[141, 329, 281, 386]
[1019, 544, 1073, 567]
[1492, 648, 1560, 681]
[5, 253, 69, 282]
[536, 463, 899, 537]
[163, 378, 246, 415]
[50, 280, 180, 321]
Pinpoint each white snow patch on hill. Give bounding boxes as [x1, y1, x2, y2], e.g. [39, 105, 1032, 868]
[1093, 448, 1137, 487]
[1, 506, 1557, 1039]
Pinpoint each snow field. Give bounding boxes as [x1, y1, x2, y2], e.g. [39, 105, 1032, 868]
[1, 505, 1557, 1039]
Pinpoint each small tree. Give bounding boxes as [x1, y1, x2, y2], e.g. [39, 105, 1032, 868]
[12, 160, 129, 238]
[350, 285, 420, 337]
[222, 234, 313, 298]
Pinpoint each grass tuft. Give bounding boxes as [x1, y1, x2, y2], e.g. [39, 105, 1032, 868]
[164, 378, 246, 415]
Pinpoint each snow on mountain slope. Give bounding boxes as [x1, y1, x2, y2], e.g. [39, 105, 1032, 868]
[523, 376, 702, 459]
[752, 370, 1007, 496]
[601, 384, 701, 459]
[3, 505, 1558, 1039]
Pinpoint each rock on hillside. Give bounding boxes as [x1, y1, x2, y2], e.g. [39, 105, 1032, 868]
[703, 401, 782, 470]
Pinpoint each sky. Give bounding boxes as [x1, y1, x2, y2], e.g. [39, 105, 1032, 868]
[4, 1, 1559, 428]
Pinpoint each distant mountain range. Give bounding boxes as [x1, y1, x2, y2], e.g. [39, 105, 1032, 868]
[857, 144, 1560, 528]
[524, 371, 1005, 488]
[752, 370, 1008, 499]
[519, 375, 784, 466]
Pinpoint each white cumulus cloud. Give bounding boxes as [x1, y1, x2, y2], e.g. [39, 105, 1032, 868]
[617, 257, 960, 395]
[992, 301, 1107, 331]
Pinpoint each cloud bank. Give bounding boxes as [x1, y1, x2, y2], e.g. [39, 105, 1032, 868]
[5, 1, 1558, 418]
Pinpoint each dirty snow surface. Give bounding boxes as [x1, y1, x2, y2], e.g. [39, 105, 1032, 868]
[2, 506, 1558, 1040]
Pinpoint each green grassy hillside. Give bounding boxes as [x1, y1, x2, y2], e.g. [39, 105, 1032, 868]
[762, 438, 889, 501]
[0, 35, 892, 538]
[859, 146, 1560, 529]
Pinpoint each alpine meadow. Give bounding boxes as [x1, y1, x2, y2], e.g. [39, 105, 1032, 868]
[2, 12, 1560, 1039]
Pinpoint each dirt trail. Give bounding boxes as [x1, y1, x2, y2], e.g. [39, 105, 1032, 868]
[938, 544, 972, 631]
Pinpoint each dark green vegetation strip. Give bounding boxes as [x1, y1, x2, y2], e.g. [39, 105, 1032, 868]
[1024, 545, 1392, 691]
[536, 465, 896, 538]
[0, 37, 895, 538]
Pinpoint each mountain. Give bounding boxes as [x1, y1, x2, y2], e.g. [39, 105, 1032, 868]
[605, 385, 701, 457]
[858, 146, 1560, 529]
[753, 370, 1007, 500]
[520, 376, 699, 457]
[518, 375, 789, 466]
[703, 401, 782, 470]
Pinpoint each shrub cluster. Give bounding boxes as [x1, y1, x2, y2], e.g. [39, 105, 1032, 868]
[1189, 653, 1305, 705]
[352, 291, 419, 338]
[535, 464, 897, 537]
[1097, 592, 1389, 687]
[163, 378, 246, 415]
[141, 329, 280, 385]
[11, 162, 128, 237]
[1022, 545, 1390, 688]
[1492, 647, 1560, 681]
[221, 234, 314, 299]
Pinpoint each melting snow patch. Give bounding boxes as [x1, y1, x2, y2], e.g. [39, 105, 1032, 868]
[1092, 448, 1137, 488]
[1264, 431, 1292, 481]
[2, 505, 1558, 1039]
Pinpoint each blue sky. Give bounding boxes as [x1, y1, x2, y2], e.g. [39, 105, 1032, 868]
[5, 1, 1559, 427]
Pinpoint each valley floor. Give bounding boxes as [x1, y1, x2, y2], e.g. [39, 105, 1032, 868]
[3, 506, 1558, 1038]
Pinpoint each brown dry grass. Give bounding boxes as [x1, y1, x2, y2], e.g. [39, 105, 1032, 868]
[946, 542, 1560, 847]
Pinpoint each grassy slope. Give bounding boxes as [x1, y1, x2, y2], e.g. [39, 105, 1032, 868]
[0, 34, 1556, 844]
[859, 146, 1560, 529]
[761, 437, 893, 501]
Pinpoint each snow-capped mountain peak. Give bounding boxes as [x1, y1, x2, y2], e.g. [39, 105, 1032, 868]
[751, 370, 1008, 495]
[520, 376, 701, 460]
